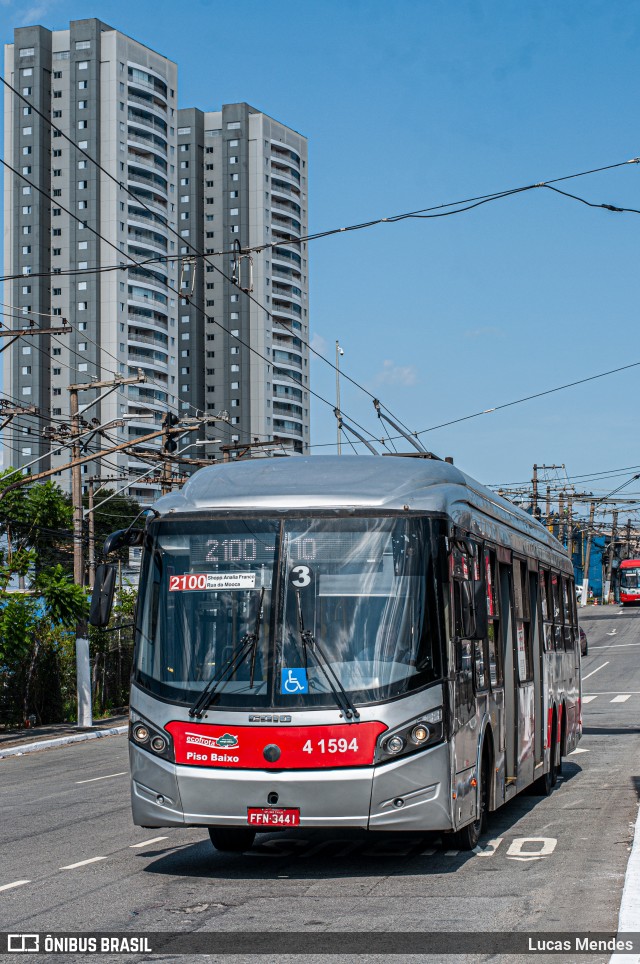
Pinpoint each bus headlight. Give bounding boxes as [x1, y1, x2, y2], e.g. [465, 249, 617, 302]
[410, 724, 429, 744]
[133, 724, 150, 744]
[375, 709, 444, 764]
[129, 711, 174, 763]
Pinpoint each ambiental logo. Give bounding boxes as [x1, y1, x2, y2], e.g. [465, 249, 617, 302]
[185, 731, 239, 750]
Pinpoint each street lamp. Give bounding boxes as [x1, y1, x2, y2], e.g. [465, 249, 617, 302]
[336, 341, 344, 455]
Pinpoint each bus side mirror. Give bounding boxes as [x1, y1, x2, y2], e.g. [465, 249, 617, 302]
[103, 527, 144, 555]
[89, 564, 117, 627]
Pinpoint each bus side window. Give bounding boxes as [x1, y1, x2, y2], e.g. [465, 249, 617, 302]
[562, 577, 574, 651]
[540, 569, 553, 653]
[484, 547, 502, 686]
[550, 572, 563, 651]
[514, 558, 533, 682]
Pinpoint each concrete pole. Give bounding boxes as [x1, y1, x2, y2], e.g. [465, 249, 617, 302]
[87, 478, 96, 591]
[580, 501, 596, 608]
[69, 387, 92, 727]
[603, 509, 618, 604]
[336, 341, 342, 456]
[532, 464, 538, 518]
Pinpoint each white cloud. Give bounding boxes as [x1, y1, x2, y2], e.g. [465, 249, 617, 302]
[373, 359, 417, 387]
[309, 332, 328, 356]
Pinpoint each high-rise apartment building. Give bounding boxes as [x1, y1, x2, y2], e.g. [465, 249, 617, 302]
[3, 21, 310, 500]
[175, 103, 310, 455]
[3, 19, 179, 499]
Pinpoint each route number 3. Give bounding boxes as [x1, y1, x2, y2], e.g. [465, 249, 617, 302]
[290, 565, 313, 588]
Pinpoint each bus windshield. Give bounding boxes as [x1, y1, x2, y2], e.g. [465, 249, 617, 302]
[620, 567, 640, 589]
[133, 515, 444, 708]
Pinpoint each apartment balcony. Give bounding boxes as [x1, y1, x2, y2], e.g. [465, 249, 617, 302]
[128, 327, 169, 349]
[271, 212, 301, 234]
[128, 146, 168, 174]
[127, 107, 168, 138]
[127, 126, 167, 157]
[271, 194, 301, 217]
[270, 177, 301, 201]
[271, 144, 301, 169]
[128, 165, 168, 197]
[272, 246, 302, 267]
[273, 418, 303, 438]
[128, 184, 168, 213]
[270, 158, 301, 183]
[273, 400, 303, 418]
[127, 89, 168, 121]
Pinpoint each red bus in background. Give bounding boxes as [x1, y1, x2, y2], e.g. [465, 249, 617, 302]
[619, 559, 640, 605]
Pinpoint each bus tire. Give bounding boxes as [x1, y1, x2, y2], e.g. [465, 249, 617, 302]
[533, 716, 557, 795]
[208, 827, 256, 853]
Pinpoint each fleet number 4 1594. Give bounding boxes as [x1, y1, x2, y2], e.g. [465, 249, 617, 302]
[302, 738, 359, 754]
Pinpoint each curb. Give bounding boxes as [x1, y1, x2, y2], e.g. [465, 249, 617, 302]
[610, 803, 640, 964]
[0, 725, 128, 760]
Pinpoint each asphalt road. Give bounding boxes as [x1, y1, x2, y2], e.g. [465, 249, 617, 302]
[1, 607, 640, 963]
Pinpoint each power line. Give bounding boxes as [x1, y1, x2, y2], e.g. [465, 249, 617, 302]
[0, 73, 407, 442]
[244, 158, 640, 254]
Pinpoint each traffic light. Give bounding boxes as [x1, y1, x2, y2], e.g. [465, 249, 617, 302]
[163, 411, 179, 453]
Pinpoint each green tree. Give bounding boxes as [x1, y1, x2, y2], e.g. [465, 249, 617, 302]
[0, 470, 87, 725]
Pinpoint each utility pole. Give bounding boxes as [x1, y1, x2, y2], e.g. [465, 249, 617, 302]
[546, 485, 552, 529]
[567, 491, 573, 562]
[336, 341, 344, 456]
[558, 491, 565, 547]
[626, 519, 632, 558]
[603, 509, 618, 604]
[580, 500, 596, 607]
[67, 373, 145, 728]
[532, 464, 538, 518]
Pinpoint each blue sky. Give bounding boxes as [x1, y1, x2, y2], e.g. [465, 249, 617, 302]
[2, 0, 639, 502]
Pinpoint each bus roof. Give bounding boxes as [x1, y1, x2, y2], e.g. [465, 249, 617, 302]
[153, 455, 567, 559]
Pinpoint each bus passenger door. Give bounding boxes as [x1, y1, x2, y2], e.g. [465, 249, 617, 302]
[450, 543, 480, 825]
[498, 555, 518, 794]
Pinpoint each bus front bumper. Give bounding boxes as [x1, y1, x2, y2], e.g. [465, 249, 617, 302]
[130, 741, 452, 832]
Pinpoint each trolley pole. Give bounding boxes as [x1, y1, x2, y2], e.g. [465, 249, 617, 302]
[580, 501, 596, 607]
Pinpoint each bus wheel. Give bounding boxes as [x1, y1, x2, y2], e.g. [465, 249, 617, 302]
[208, 828, 256, 853]
[533, 720, 557, 795]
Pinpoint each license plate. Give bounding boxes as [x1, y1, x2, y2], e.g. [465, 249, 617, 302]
[247, 807, 300, 827]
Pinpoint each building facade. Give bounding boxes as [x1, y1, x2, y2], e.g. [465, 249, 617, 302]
[3, 22, 310, 500]
[3, 19, 179, 499]
[176, 103, 310, 456]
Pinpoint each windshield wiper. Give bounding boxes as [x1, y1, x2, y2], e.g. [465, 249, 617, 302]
[293, 590, 360, 721]
[189, 587, 265, 719]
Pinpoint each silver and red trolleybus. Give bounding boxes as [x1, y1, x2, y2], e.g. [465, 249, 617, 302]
[92, 455, 582, 852]
[619, 559, 640, 605]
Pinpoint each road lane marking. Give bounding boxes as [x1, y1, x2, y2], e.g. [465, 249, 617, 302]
[444, 850, 459, 856]
[582, 662, 610, 681]
[506, 837, 557, 861]
[611, 695, 631, 703]
[569, 748, 589, 754]
[0, 880, 30, 893]
[583, 690, 640, 694]
[76, 771, 127, 784]
[589, 643, 640, 650]
[607, 629, 618, 636]
[130, 837, 168, 849]
[582, 695, 598, 703]
[60, 857, 107, 870]
[474, 838, 503, 856]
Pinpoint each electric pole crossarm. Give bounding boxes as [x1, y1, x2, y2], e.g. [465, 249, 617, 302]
[0, 426, 186, 497]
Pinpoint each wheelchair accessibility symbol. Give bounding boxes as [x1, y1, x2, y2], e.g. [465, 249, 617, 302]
[281, 667, 308, 694]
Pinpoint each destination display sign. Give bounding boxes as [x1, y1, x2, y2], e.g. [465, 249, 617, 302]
[168, 573, 257, 592]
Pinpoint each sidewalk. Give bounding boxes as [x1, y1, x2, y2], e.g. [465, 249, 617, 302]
[0, 713, 129, 759]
